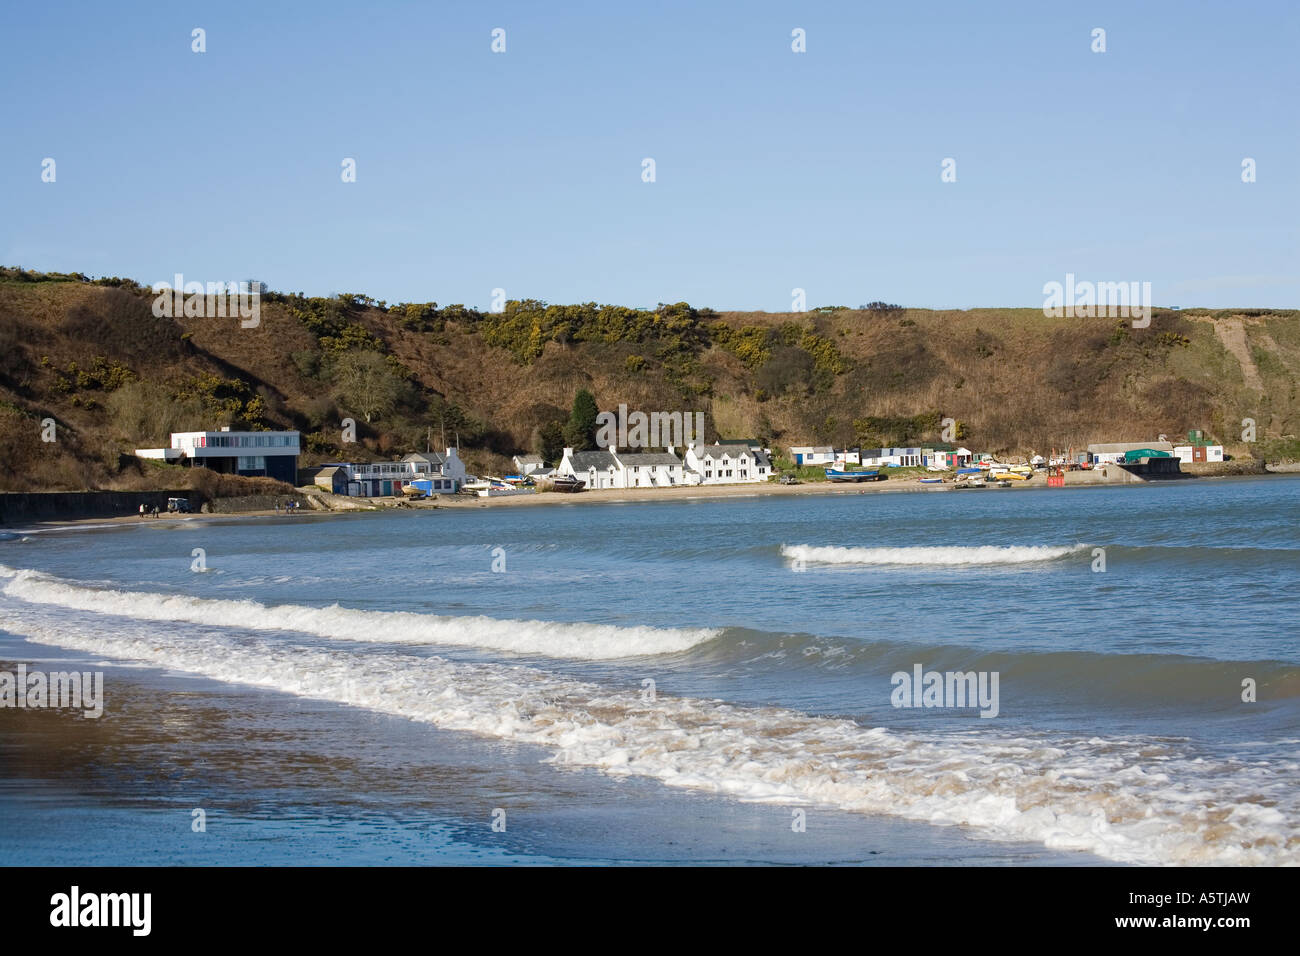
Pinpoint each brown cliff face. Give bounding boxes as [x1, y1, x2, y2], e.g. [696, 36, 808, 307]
[0, 271, 1295, 490]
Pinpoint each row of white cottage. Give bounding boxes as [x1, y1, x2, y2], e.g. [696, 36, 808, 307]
[551, 442, 773, 490]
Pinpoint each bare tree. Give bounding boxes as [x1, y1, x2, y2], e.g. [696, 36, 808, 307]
[331, 350, 402, 423]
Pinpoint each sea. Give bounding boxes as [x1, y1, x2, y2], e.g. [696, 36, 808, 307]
[1, 475, 1297, 866]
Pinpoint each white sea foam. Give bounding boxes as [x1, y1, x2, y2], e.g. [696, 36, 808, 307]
[782, 543, 1089, 567]
[0, 565, 716, 660]
[0, 596, 1294, 866]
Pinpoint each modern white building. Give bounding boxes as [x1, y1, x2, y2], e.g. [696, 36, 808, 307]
[136, 427, 300, 483]
[683, 442, 772, 484]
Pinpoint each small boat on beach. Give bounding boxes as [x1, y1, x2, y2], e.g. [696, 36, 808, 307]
[826, 468, 881, 482]
[463, 477, 534, 498]
[918, 477, 945, 484]
[536, 475, 586, 493]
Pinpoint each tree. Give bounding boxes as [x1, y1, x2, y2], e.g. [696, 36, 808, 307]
[331, 350, 402, 423]
[563, 388, 599, 450]
[536, 420, 565, 464]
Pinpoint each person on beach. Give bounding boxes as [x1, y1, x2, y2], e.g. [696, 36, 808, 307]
[138, 503, 145, 518]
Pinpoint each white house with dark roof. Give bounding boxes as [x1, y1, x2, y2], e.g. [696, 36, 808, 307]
[556, 445, 694, 489]
[612, 448, 689, 487]
[402, 449, 467, 483]
[511, 454, 551, 478]
[683, 442, 771, 484]
[557, 447, 622, 490]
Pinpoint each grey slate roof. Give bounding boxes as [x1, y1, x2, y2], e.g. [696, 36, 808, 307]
[567, 449, 618, 471]
[694, 443, 759, 458]
[615, 451, 683, 466]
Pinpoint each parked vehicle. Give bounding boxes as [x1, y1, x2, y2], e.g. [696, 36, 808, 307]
[779, 474, 801, 485]
[166, 497, 191, 513]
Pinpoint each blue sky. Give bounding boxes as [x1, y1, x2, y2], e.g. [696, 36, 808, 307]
[2, 0, 1296, 310]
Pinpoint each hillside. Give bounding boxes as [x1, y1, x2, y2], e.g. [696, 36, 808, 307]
[1, 268, 1297, 492]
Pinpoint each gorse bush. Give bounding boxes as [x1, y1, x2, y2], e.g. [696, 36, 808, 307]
[478, 300, 713, 364]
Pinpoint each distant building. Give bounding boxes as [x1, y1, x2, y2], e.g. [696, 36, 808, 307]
[1172, 444, 1224, 463]
[299, 465, 349, 495]
[683, 442, 771, 484]
[859, 447, 926, 468]
[927, 447, 974, 469]
[557, 447, 621, 490]
[1087, 441, 1175, 465]
[511, 454, 549, 478]
[317, 448, 466, 496]
[789, 446, 836, 466]
[136, 427, 300, 483]
[403, 450, 468, 483]
[555, 446, 694, 488]
[615, 449, 689, 487]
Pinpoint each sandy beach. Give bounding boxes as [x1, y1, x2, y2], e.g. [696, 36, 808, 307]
[432, 475, 1043, 509]
[13, 460, 1277, 529]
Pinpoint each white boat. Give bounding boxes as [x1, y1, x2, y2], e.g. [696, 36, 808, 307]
[463, 478, 534, 498]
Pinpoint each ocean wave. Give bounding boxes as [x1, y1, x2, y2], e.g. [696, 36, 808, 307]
[0, 565, 716, 660]
[699, 629, 1300, 702]
[1, 604, 1294, 866]
[781, 543, 1089, 567]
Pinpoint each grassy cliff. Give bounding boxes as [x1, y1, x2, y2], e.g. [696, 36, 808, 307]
[1, 268, 1296, 491]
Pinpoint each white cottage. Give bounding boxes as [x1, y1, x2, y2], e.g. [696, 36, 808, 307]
[684, 442, 772, 484]
[612, 449, 689, 487]
[557, 447, 622, 490]
[402, 449, 468, 486]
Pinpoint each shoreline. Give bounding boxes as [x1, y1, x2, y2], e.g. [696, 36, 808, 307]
[7, 467, 1295, 529]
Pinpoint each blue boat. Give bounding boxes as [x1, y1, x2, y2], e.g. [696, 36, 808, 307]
[825, 468, 881, 482]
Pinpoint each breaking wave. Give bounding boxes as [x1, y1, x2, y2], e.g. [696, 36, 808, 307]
[0, 565, 716, 660]
[781, 543, 1090, 567]
[0, 603, 1294, 866]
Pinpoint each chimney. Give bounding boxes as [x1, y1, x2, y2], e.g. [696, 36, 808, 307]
[562, 447, 573, 460]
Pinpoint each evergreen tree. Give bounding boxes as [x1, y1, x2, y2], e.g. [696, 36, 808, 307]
[564, 389, 599, 450]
